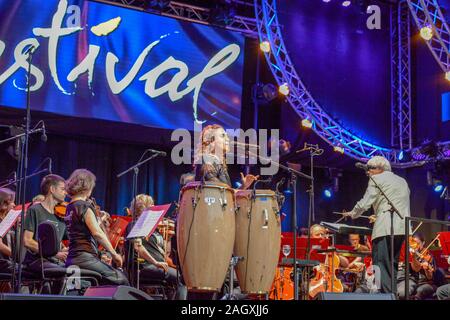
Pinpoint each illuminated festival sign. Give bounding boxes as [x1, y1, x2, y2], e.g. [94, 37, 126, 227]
[0, 0, 244, 130]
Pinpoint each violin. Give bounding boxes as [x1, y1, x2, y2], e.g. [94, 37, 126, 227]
[309, 252, 344, 299]
[54, 202, 68, 219]
[408, 235, 438, 273]
[157, 218, 176, 268]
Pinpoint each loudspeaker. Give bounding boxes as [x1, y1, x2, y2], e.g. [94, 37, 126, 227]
[319, 292, 396, 300]
[84, 285, 153, 300]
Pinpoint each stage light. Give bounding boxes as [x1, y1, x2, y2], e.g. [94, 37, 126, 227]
[420, 24, 433, 41]
[259, 41, 271, 53]
[301, 118, 312, 128]
[234, 181, 242, 188]
[323, 0, 332, 2]
[323, 188, 333, 198]
[279, 83, 289, 96]
[445, 71, 450, 82]
[333, 145, 345, 154]
[342, 1, 351, 7]
[434, 183, 444, 193]
[398, 150, 404, 161]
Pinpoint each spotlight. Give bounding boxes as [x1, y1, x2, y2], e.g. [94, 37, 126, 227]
[445, 71, 450, 81]
[234, 181, 242, 189]
[279, 83, 289, 96]
[420, 24, 433, 40]
[323, 0, 331, 2]
[301, 118, 313, 128]
[259, 41, 271, 53]
[333, 145, 345, 154]
[323, 188, 333, 198]
[342, 1, 352, 7]
[398, 150, 404, 161]
[434, 183, 444, 193]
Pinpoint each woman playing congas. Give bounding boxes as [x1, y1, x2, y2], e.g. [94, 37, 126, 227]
[177, 124, 258, 297]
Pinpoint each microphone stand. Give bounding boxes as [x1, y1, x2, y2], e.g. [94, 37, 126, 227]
[366, 173, 403, 296]
[0, 168, 50, 189]
[11, 47, 37, 293]
[246, 149, 312, 301]
[296, 143, 323, 300]
[116, 150, 164, 289]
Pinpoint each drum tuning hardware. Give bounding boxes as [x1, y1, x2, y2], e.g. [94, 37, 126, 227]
[263, 209, 269, 229]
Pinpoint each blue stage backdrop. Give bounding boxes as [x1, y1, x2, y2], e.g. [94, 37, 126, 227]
[0, 0, 244, 130]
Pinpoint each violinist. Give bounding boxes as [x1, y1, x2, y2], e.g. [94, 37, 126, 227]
[125, 194, 186, 299]
[23, 174, 68, 273]
[64, 169, 128, 285]
[397, 233, 437, 300]
[347, 234, 369, 272]
[0, 188, 15, 274]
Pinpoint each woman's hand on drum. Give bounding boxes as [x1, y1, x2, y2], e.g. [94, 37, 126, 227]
[240, 172, 259, 190]
[155, 261, 169, 272]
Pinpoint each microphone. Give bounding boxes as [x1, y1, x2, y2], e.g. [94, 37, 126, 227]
[41, 122, 47, 142]
[355, 162, 377, 171]
[147, 148, 166, 156]
[355, 162, 369, 170]
[24, 44, 36, 55]
[229, 141, 260, 149]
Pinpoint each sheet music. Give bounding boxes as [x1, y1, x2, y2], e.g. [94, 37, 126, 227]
[126, 204, 171, 239]
[0, 209, 21, 238]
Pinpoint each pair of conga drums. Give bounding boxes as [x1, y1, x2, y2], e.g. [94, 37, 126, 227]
[177, 181, 281, 295]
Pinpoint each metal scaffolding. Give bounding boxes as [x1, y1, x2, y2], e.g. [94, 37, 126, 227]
[90, 0, 259, 38]
[255, 0, 397, 162]
[407, 0, 450, 73]
[391, 1, 413, 151]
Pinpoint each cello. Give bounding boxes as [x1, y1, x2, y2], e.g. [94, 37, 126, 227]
[309, 252, 344, 299]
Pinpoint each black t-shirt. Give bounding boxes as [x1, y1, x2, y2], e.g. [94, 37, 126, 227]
[23, 203, 67, 263]
[64, 200, 99, 258]
[125, 222, 165, 265]
[194, 162, 231, 187]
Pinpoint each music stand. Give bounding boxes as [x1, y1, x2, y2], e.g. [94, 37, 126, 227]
[126, 204, 171, 290]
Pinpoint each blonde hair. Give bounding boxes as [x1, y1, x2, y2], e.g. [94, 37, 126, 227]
[310, 224, 325, 237]
[130, 194, 154, 216]
[194, 124, 226, 165]
[66, 169, 96, 197]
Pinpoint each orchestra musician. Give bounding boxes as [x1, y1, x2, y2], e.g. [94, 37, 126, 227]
[343, 156, 411, 295]
[125, 194, 186, 300]
[194, 124, 258, 189]
[0, 188, 15, 274]
[347, 234, 369, 272]
[64, 169, 128, 285]
[309, 224, 349, 268]
[397, 233, 438, 300]
[23, 174, 68, 273]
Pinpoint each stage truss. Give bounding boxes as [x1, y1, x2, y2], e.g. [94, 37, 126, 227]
[255, 0, 397, 162]
[406, 0, 450, 73]
[92, 0, 259, 38]
[391, 1, 413, 151]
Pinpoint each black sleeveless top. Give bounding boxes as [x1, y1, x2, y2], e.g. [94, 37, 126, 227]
[65, 200, 99, 257]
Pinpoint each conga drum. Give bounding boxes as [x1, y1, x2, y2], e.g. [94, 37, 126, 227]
[234, 190, 281, 295]
[177, 181, 235, 292]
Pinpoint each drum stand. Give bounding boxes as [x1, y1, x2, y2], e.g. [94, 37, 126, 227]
[222, 256, 243, 300]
